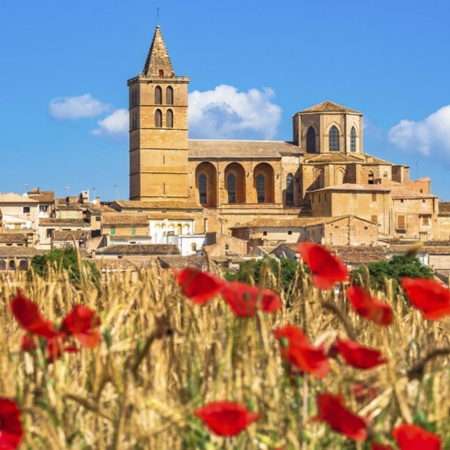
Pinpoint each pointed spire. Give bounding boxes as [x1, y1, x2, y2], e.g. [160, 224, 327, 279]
[143, 26, 175, 77]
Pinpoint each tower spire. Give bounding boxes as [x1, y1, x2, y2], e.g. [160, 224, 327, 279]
[143, 26, 174, 77]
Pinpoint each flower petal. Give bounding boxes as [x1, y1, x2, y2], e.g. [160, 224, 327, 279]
[61, 305, 101, 348]
[173, 268, 226, 305]
[298, 243, 349, 289]
[336, 338, 387, 370]
[0, 398, 23, 449]
[194, 401, 259, 437]
[392, 424, 441, 450]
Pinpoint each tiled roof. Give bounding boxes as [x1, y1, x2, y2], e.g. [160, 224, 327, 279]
[303, 153, 391, 165]
[27, 191, 55, 203]
[102, 213, 149, 226]
[297, 101, 361, 114]
[0, 233, 29, 244]
[113, 200, 202, 211]
[188, 139, 301, 159]
[316, 184, 391, 193]
[0, 247, 43, 258]
[0, 193, 38, 203]
[157, 255, 209, 270]
[39, 218, 88, 227]
[439, 202, 450, 216]
[96, 244, 180, 256]
[391, 189, 437, 199]
[52, 230, 90, 241]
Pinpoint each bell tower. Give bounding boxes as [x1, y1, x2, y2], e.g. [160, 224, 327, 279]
[128, 26, 190, 201]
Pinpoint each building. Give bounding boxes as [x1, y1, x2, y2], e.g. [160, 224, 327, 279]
[124, 26, 442, 247]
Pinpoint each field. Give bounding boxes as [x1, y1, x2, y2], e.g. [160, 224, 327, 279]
[1, 255, 449, 449]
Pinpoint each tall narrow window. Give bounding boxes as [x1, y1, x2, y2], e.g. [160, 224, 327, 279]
[199, 174, 207, 204]
[368, 172, 374, 184]
[155, 109, 162, 128]
[350, 126, 357, 152]
[329, 126, 339, 152]
[306, 127, 316, 153]
[155, 86, 162, 105]
[166, 87, 173, 105]
[257, 174, 265, 203]
[286, 173, 294, 205]
[227, 173, 236, 204]
[159, 69, 164, 77]
[166, 109, 173, 128]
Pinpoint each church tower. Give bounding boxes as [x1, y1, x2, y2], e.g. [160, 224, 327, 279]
[128, 26, 190, 201]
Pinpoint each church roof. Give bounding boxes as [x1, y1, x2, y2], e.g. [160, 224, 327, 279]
[143, 26, 175, 77]
[188, 140, 301, 160]
[303, 153, 392, 165]
[297, 101, 361, 114]
[112, 200, 202, 212]
[315, 184, 391, 193]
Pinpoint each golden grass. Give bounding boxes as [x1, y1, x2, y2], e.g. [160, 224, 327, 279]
[1, 262, 449, 449]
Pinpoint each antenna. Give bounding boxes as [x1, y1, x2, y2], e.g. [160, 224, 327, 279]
[65, 186, 70, 197]
[157, 7, 159, 22]
[115, 184, 119, 199]
[24, 183, 28, 193]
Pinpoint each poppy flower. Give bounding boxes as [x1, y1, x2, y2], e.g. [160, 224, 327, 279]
[335, 338, 387, 370]
[298, 242, 349, 289]
[346, 286, 393, 326]
[401, 277, 450, 320]
[61, 305, 101, 348]
[194, 401, 259, 436]
[314, 392, 367, 441]
[392, 423, 441, 450]
[371, 443, 393, 450]
[274, 326, 330, 379]
[173, 268, 227, 305]
[0, 398, 23, 449]
[221, 282, 282, 317]
[20, 333, 39, 353]
[9, 290, 59, 339]
[46, 338, 80, 363]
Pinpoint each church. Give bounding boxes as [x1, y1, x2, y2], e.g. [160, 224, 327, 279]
[123, 26, 442, 250]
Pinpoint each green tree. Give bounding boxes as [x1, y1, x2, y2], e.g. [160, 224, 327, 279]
[351, 254, 434, 291]
[31, 247, 99, 285]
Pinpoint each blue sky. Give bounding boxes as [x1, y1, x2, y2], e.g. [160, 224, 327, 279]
[1, 1, 450, 201]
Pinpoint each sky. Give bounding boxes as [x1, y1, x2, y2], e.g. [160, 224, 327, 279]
[1, 1, 450, 201]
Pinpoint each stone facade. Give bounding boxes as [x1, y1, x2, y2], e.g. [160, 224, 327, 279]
[126, 26, 442, 248]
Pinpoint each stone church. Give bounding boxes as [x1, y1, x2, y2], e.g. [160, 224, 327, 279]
[124, 26, 441, 249]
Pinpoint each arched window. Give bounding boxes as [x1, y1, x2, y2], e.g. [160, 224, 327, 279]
[191, 243, 197, 252]
[306, 127, 316, 153]
[159, 69, 164, 77]
[155, 86, 162, 105]
[177, 224, 182, 235]
[227, 173, 236, 204]
[329, 126, 340, 152]
[166, 87, 173, 105]
[350, 126, 357, 152]
[257, 174, 265, 203]
[368, 172, 374, 185]
[286, 173, 294, 205]
[166, 110, 173, 128]
[155, 109, 162, 128]
[199, 174, 207, 204]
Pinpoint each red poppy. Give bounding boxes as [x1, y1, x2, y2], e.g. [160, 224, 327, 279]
[346, 286, 393, 326]
[173, 268, 227, 305]
[401, 277, 450, 320]
[61, 305, 101, 348]
[335, 338, 387, 370]
[221, 282, 282, 317]
[46, 338, 80, 363]
[371, 443, 393, 450]
[20, 333, 39, 353]
[314, 392, 367, 441]
[392, 424, 441, 450]
[9, 290, 59, 338]
[0, 398, 23, 449]
[298, 242, 349, 289]
[274, 326, 330, 379]
[194, 401, 259, 436]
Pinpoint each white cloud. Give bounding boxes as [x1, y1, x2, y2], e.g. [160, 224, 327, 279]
[389, 105, 450, 162]
[91, 109, 128, 137]
[188, 85, 282, 139]
[49, 94, 113, 120]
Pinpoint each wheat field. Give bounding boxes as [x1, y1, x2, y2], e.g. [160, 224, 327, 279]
[1, 260, 449, 449]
